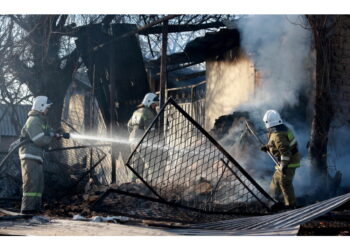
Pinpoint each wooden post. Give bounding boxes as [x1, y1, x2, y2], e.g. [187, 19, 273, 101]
[89, 64, 96, 180]
[110, 44, 117, 184]
[159, 20, 168, 109]
[159, 20, 168, 135]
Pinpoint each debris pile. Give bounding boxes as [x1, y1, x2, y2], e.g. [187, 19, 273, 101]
[298, 201, 350, 236]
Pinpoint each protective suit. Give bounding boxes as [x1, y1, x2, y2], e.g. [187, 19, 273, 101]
[127, 106, 157, 143]
[261, 110, 300, 207]
[265, 124, 300, 207]
[127, 93, 158, 181]
[18, 96, 54, 214]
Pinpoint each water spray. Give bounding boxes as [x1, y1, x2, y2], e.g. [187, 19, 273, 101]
[70, 132, 218, 160]
[70, 133, 131, 145]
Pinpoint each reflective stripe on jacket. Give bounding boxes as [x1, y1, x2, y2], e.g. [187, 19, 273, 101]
[18, 110, 53, 163]
[266, 124, 301, 168]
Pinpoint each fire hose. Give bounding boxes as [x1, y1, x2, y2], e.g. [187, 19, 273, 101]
[244, 120, 280, 166]
[0, 139, 29, 176]
[0, 133, 70, 177]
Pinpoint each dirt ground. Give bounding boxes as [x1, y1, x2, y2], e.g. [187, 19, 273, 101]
[0, 217, 178, 236]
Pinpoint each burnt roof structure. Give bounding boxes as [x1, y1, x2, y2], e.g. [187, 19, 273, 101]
[75, 23, 150, 125]
[149, 28, 241, 69]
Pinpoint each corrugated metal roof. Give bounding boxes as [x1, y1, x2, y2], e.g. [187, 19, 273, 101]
[189, 192, 350, 231]
[0, 104, 31, 136]
[166, 225, 300, 236]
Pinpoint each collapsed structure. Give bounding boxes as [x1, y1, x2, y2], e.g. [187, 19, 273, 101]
[93, 98, 275, 221]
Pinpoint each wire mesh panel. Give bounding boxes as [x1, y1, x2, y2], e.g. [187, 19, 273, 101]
[47, 142, 112, 186]
[126, 98, 275, 214]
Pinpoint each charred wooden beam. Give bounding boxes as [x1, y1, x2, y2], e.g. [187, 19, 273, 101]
[159, 20, 168, 109]
[109, 42, 117, 184]
[92, 15, 180, 51]
[102, 15, 117, 26]
[175, 70, 205, 81]
[138, 21, 225, 35]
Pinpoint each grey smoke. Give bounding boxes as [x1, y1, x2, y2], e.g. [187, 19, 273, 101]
[218, 15, 315, 196]
[237, 15, 312, 114]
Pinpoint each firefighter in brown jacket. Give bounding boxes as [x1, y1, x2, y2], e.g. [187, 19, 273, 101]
[19, 96, 68, 214]
[260, 110, 300, 208]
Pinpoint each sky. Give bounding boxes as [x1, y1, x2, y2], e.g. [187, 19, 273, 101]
[0, 0, 347, 14]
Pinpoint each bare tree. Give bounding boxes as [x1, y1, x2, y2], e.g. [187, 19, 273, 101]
[3, 15, 81, 128]
[307, 15, 343, 197]
[1, 14, 232, 129]
[0, 16, 32, 134]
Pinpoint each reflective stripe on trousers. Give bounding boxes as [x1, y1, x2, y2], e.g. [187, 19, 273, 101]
[23, 192, 42, 197]
[288, 163, 300, 168]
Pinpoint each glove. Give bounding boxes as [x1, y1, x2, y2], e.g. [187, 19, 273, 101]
[62, 133, 70, 139]
[280, 161, 288, 176]
[49, 132, 61, 138]
[260, 145, 269, 152]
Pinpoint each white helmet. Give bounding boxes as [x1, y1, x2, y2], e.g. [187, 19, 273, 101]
[142, 93, 159, 108]
[32, 96, 53, 113]
[263, 110, 283, 128]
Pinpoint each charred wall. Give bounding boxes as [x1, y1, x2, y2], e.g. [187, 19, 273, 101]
[205, 50, 255, 130]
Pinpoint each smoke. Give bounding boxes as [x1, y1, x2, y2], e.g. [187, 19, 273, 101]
[219, 121, 274, 188]
[217, 15, 315, 197]
[236, 15, 312, 115]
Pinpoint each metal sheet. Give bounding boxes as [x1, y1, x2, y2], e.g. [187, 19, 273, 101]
[167, 225, 300, 236]
[190, 192, 350, 231]
[0, 105, 31, 136]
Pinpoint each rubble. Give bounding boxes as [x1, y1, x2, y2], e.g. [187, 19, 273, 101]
[298, 201, 350, 236]
[73, 214, 130, 223]
[29, 216, 50, 224]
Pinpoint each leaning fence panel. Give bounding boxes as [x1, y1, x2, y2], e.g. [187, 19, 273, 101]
[126, 98, 275, 214]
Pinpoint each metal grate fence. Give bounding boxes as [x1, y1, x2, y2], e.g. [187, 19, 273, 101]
[126, 98, 275, 214]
